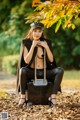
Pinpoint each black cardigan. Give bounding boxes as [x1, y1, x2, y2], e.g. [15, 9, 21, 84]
[16, 38, 57, 93]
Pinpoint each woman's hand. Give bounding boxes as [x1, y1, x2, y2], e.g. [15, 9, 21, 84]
[32, 40, 40, 48]
[38, 41, 48, 49]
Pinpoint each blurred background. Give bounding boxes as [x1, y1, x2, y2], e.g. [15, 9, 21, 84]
[0, 0, 80, 91]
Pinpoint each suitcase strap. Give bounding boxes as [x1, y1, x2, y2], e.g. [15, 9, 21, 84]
[34, 48, 46, 83]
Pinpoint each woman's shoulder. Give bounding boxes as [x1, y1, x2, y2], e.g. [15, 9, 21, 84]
[22, 38, 32, 45]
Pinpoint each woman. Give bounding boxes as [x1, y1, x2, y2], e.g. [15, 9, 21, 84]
[16, 22, 64, 108]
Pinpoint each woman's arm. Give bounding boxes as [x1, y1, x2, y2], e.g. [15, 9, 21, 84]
[23, 46, 34, 64]
[24, 40, 39, 64]
[45, 45, 54, 62]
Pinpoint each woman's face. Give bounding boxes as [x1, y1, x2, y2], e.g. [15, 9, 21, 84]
[32, 28, 43, 40]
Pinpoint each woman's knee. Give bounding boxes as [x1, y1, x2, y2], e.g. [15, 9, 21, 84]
[56, 67, 64, 75]
[19, 67, 27, 76]
[51, 67, 64, 75]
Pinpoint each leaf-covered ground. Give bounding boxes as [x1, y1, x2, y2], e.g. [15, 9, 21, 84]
[0, 90, 80, 120]
[0, 71, 80, 120]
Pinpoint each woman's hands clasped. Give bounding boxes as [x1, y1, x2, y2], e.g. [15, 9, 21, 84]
[38, 41, 48, 49]
[32, 39, 53, 62]
[32, 40, 48, 50]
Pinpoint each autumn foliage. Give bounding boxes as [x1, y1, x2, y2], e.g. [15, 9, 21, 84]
[26, 0, 80, 32]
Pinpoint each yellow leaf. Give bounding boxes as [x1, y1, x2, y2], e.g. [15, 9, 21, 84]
[68, 24, 72, 28]
[72, 24, 75, 30]
[67, 9, 73, 16]
[32, 0, 40, 7]
[35, 4, 45, 11]
[65, 15, 73, 26]
[41, 19, 49, 27]
[45, 10, 54, 19]
[59, 10, 65, 17]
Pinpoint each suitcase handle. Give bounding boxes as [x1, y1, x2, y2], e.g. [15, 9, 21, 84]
[34, 48, 47, 85]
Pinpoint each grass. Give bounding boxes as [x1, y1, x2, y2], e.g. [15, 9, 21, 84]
[62, 70, 80, 87]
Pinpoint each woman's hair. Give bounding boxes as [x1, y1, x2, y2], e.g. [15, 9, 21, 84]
[25, 28, 46, 40]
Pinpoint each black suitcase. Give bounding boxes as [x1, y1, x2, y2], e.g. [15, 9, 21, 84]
[27, 81, 54, 105]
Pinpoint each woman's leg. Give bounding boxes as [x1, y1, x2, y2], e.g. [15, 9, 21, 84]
[19, 67, 28, 95]
[52, 67, 64, 94]
[18, 67, 34, 107]
[47, 67, 64, 106]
